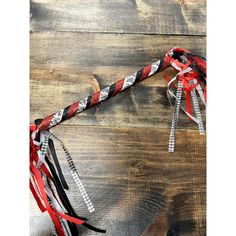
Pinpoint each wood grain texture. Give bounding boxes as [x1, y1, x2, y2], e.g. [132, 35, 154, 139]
[30, 33, 206, 69]
[30, 32, 206, 129]
[30, 0, 206, 235]
[30, 0, 206, 35]
[30, 126, 206, 236]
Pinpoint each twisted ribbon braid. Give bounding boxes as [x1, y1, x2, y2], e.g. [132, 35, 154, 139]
[38, 60, 168, 131]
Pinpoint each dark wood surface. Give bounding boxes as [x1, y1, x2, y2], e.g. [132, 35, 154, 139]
[30, 0, 206, 35]
[30, 1, 206, 235]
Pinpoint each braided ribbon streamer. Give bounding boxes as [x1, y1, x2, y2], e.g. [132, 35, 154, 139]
[30, 47, 206, 235]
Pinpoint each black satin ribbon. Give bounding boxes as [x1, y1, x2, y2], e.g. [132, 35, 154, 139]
[66, 217, 79, 235]
[45, 155, 86, 220]
[82, 222, 106, 233]
[48, 138, 69, 190]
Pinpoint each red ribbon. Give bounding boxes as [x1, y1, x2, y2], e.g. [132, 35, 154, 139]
[167, 59, 202, 120]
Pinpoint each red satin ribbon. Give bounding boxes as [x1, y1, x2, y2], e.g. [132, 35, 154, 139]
[30, 179, 46, 212]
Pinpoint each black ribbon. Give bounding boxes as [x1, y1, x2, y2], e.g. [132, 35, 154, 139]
[48, 138, 69, 190]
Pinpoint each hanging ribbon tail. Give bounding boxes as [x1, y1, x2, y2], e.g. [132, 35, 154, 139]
[189, 79, 205, 135]
[204, 85, 207, 103]
[30, 124, 106, 235]
[44, 155, 87, 221]
[185, 90, 192, 121]
[196, 83, 206, 106]
[82, 222, 106, 233]
[48, 138, 69, 190]
[168, 80, 183, 153]
[30, 178, 46, 213]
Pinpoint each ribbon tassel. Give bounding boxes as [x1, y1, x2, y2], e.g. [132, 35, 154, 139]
[189, 79, 205, 135]
[30, 124, 106, 236]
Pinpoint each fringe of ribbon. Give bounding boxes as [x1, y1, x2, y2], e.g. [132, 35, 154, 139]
[30, 124, 106, 235]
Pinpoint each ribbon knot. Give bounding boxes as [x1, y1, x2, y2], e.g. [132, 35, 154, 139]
[177, 70, 197, 87]
[177, 71, 199, 119]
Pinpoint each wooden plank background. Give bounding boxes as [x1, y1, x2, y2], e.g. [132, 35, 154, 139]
[30, 0, 206, 235]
